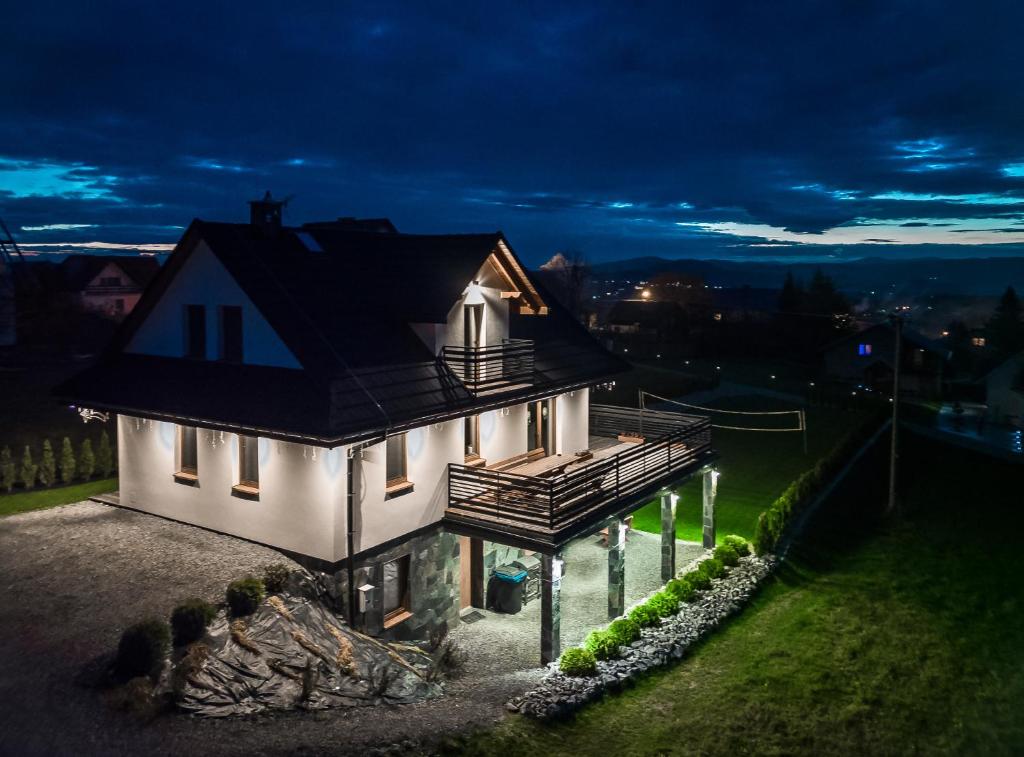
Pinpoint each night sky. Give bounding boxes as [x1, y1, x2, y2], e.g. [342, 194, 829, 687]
[3, 1, 1024, 265]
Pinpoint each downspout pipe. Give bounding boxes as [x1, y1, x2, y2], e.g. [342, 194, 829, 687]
[346, 446, 357, 626]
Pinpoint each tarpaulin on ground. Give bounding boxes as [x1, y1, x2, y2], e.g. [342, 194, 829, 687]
[173, 591, 441, 717]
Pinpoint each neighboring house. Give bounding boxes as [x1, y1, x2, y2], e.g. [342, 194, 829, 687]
[982, 350, 1024, 427]
[58, 197, 717, 663]
[823, 322, 950, 398]
[59, 255, 161, 319]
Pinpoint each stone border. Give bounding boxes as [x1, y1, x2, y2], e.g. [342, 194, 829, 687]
[507, 554, 777, 720]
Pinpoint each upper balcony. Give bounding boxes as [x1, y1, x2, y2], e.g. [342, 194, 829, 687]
[440, 338, 535, 396]
[445, 404, 713, 548]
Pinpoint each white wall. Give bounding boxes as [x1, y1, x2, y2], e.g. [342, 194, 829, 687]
[117, 415, 346, 561]
[350, 420, 463, 552]
[479, 403, 528, 464]
[556, 388, 590, 454]
[126, 241, 301, 369]
[986, 353, 1024, 424]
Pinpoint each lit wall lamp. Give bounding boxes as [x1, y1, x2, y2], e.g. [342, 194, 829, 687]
[463, 280, 485, 306]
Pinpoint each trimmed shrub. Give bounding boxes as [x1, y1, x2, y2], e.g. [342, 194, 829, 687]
[0, 446, 14, 493]
[559, 647, 597, 677]
[59, 437, 76, 485]
[226, 576, 265, 616]
[647, 591, 680, 618]
[78, 439, 95, 481]
[699, 558, 726, 580]
[628, 602, 661, 628]
[713, 543, 740, 567]
[584, 630, 621, 660]
[170, 598, 217, 646]
[261, 563, 291, 594]
[20, 446, 37, 490]
[608, 617, 641, 645]
[115, 619, 171, 680]
[665, 577, 696, 603]
[39, 440, 56, 488]
[724, 534, 751, 557]
[686, 569, 711, 591]
[97, 430, 114, 478]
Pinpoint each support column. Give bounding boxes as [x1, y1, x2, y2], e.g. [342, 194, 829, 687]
[469, 538, 485, 609]
[607, 517, 626, 618]
[540, 551, 563, 665]
[702, 468, 718, 549]
[660, 491, 677, 581]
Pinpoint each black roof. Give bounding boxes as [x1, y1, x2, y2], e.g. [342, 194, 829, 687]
[57, 220, 627, 444]
[58, 255, 161, 291]
[823, 321, 949, 356]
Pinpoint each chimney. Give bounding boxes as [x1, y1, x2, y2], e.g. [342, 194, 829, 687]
[248, 191, 287, 236]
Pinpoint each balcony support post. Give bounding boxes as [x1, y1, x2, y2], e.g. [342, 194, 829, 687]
[660, 491, 677, 581]
[702, 467, 718, 550]
[540, 551, 563, 665]
[469, 537, 485, 609]
[607, 517, 626, 618]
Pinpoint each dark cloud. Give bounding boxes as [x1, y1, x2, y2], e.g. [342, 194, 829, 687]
[2, 1, 1024, 263]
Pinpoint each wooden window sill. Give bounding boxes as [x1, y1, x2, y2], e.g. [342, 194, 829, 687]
[463, 454, 486, 468]
[383, 609, 412, 629]
[173, 471, 199, 485]
[384, 479, 414, 499]
[231, 483, 260, 500]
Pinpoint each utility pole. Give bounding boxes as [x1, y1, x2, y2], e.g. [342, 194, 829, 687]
[887, 314, 903, 515]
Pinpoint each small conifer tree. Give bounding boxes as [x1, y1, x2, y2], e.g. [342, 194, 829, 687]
[39, 440, 56, 487]
[78, 439, 95, 481]
[0, 446, 15, 493]
[97, 430, 114, 478]
[20, 446, 38, 490]
[59, 437, 76, 485]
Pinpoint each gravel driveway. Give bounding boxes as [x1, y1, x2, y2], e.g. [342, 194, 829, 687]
[0, 501, 543, 756]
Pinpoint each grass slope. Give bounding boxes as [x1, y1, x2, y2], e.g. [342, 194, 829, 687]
[453, 434, 1024, 755]
[0, 478, 116, 517]
[632, 397, 861, 543]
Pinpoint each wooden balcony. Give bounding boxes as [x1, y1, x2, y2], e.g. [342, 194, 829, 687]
[445, 404, 713, 548]
[441, 338, 535, 395]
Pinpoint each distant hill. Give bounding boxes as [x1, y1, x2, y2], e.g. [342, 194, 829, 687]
[588, 256, 1024, 296]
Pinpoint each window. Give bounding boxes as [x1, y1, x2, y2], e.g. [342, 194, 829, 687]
[175, 425, 198, 482]
[385, 433, 412, 497]
[219, 306, 243, 362]
[235, 435, 259, 495]
[100, 276, 122, 286]
[113, 299, 125, 314]
[184, 305, 206, 359]
[858, 343, 872, 356]
[972, 336, 986, 347]
[382, 555, 411, 626]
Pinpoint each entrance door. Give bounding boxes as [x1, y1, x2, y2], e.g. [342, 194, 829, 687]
[527, 399, 555, 455]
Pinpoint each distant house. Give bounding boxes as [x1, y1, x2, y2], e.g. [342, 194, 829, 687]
[982, 350, 1024, 427]
[59, 256, 161, 319]
[823, 322, 950, 398]
[603, 299, 688, 357]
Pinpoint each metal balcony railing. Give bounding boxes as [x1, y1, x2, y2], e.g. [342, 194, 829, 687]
[446, 404, 712, 541]
[441, 338, 535, 394]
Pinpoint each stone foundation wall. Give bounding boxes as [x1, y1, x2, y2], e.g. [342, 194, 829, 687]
[316, 527, 462, 642]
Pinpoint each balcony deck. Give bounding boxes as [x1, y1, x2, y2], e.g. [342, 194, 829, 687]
[444, 404, 714, 551]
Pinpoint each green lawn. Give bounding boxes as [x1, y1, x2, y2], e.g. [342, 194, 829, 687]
[0, 478, 117, 517]
[632, 396, 863, 543]
[452, 434, 1024, 755]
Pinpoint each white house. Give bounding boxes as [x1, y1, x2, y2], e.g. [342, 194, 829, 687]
[59, 196, 716, 662]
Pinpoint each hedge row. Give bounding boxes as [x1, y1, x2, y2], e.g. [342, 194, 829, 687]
[752, 411, 886, 556]
[0, 430, 115, 493]
[558, 536, 750, 676]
